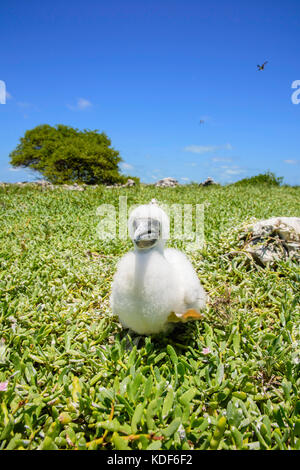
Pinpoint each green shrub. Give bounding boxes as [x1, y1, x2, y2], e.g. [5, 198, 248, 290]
[232, 172, 283, 187]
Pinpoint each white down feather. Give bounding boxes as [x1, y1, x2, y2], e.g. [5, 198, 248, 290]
[110, 203, 206, 335]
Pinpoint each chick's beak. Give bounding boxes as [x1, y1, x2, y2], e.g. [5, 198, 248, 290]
[133, 219, 160, 249]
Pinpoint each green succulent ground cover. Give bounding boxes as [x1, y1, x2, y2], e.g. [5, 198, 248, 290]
[0, 183, 299, 450]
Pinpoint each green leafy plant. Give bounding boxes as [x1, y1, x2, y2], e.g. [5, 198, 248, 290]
[0, 182, 299, 449]
[9, 124, 135, 185]
[231, 171, 283, 187]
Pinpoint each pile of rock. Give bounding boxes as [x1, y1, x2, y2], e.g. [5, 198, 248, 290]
[0, 181, 55, 189]
[31, 180, 56, 190]
[106, 179, 136, 189]
[61, 182, 86, 191]
[238, 217, 300, 266]
[155, 177, 179, 188]
[2, 181, 32, 187]
[0, 181, 89, 190]
[199, 177, 217, 187]
[35, 180, 53, 187]
[124, 178, 136, 187]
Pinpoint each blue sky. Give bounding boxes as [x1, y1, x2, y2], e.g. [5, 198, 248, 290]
[1, 0, 300, 184]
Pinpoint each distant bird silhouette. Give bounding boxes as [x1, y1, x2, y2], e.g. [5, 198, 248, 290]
[199, 119, 205, 125]
[257, 61, 268, 71]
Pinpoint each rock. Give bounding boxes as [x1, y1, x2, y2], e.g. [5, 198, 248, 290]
[199, 177, 217, 187]
[62, 183, 85, 191]
[1, 181, 94, 190]
[34, 180, 55, 189]
[155, 177, 179, 188]
[124, 178, 135, 187]
[238, 217, 300, 266]
[106, 178, 136, 189]
[35, 180, 52, 186]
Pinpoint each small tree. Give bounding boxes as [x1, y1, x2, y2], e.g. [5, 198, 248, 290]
[9, 124, 130, 185]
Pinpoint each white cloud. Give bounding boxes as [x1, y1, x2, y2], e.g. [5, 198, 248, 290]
[224, 168, 245, 175]
[121, 162, 133, 170]
[184, 145, 217, 154]
[284, 159, 298, 165]
[77, 98, 92, 110]
[224, 143, 233, 150]
[9, 167, 22, 172]
[16, 101, 34, 108]
[184, 143, 232, 154]
[67, 98, 92, 111]
[213, 163, 246, 177]
[150, 170, 164, 180]
[211, 157, 233, 163]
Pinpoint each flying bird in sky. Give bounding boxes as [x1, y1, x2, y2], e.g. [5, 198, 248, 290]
[199, 119, 205, 125]
[257, 61, 268, 71]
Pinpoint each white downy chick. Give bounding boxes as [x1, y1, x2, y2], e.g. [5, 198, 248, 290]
[110, 201, 206, 335]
